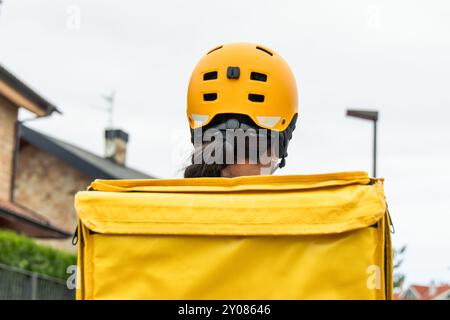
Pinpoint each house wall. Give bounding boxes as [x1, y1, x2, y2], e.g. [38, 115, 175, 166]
[0, 96, 18, 201]
[14, 144, 91, 251]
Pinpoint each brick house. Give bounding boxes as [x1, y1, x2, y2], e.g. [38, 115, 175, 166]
[0, 64, 152, 251]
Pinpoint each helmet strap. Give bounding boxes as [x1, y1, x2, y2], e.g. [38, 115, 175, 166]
[278, 156, 286, 169]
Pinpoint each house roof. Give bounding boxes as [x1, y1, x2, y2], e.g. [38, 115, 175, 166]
[0, 64, 60, 116]
[404, 284, 450, 300]
[19, 124, 154, 180]
[0, 199, 71, 239]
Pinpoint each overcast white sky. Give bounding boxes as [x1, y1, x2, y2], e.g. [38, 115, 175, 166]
[1, 0, 449, 286]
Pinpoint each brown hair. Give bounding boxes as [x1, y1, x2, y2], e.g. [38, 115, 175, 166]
[184, 163, 226, 178]
[184, 136, 273, 178]
[184, 140, 228, 178]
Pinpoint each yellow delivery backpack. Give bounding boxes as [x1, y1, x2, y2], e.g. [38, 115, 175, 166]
[74, 172, 393, 300]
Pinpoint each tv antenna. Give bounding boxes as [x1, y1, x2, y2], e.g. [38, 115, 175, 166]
[93, 90, 115, 129]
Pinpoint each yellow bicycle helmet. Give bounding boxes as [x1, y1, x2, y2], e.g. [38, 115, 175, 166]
[187, 42, 298, 168]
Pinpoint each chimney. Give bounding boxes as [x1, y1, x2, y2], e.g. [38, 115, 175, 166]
[429, 281, 437, 297]
[104, 129, 129, 165]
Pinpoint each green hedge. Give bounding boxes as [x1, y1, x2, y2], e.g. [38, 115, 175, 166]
[0, 229, 76, 279]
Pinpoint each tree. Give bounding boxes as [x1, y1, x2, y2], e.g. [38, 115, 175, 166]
[393, 245, 407, 291]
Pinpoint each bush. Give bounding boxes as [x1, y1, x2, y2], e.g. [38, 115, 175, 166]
[0, 229, 76, 279]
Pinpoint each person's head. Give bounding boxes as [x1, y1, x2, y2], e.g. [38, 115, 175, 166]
[184, 43, 298, 178]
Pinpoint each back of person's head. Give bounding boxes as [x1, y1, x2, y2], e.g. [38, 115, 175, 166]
[185, 43, 298, 178]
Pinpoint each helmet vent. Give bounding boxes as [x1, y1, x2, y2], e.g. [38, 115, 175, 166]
[248, 93, 265, 103]
[250, 72, 267, 82]
[256, 46, 273, 56]
[203, 93, 217, 101]
[207, 45, 223, 54]
[203, 71, 218, 81]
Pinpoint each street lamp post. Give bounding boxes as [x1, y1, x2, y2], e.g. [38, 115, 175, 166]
[346, 109, 379, 177]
